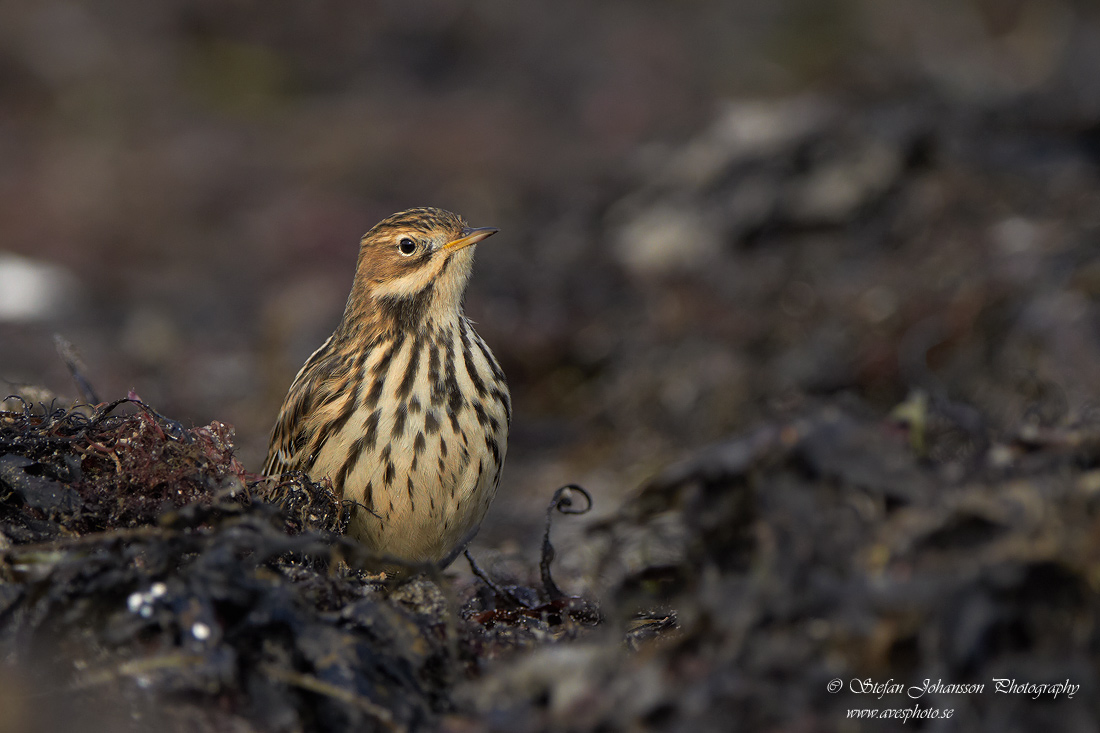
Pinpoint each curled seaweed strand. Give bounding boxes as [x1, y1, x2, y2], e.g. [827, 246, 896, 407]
[540, 484, 592, 600]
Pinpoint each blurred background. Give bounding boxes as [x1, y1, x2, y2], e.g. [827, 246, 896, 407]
[3, 0, 1100, 560]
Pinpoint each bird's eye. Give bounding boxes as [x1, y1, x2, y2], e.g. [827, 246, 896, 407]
[398, 237, 417, 256]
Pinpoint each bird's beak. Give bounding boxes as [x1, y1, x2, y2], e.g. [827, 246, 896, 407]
[443, 226, 499, 251]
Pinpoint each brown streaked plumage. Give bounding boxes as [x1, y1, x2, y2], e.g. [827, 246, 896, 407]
[264, 207, 510, 568]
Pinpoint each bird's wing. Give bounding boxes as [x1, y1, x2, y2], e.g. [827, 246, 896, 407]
[262, 335, 340, 476]
[263, 404, 301, 476]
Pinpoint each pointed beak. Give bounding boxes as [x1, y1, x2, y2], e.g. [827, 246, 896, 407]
[443, 226, 499, 251]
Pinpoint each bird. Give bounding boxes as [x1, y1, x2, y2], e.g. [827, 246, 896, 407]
[263, 207, 510, 568]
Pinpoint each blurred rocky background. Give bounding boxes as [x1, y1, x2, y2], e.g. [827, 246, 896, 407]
[3, 0, 1100, 581]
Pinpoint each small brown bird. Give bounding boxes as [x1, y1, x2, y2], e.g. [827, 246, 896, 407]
[264, 207, 510, 568]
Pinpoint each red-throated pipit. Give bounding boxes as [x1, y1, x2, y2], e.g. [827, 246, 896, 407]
[264, 207, 510, 567]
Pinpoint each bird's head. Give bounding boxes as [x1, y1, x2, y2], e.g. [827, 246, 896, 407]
[345, 207, 498, 335]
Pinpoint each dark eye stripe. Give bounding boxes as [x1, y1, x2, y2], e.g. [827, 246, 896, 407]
[400, 251, 436, 271]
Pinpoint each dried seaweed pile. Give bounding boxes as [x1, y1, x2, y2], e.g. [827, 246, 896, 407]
[459, 399, 1100, 731]
[0, 401, 594, 732]
[0, 399, 250, 540]
[3, 396, 1100, 732]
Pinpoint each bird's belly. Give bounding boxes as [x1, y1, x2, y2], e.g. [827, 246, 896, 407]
[313, 396, 508, 566]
